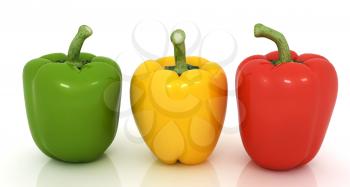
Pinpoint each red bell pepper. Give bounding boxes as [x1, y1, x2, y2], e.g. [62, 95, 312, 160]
[236, 24, 338, 170]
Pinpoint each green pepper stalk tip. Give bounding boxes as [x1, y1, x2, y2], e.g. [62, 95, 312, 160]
[78, 25, 93, 38]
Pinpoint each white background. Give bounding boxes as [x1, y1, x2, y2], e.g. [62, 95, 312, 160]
[1, 0, 350, 186]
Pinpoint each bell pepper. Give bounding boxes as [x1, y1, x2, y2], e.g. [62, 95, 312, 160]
[130, 29, 227, 165]
[236, 24, 338, 170]
[23, 25, 122, 162]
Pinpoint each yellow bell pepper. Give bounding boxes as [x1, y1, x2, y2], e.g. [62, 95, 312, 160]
[130, 29, 227, 165]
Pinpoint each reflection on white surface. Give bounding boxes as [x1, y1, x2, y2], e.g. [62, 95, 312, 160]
[141, 160, 219, 187]
[37, 155, 120, 187]
[237, 161, 317, 187]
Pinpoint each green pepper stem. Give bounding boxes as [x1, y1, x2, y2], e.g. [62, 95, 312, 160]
[254, 23, 291, 65]
[171, 29, 188, 75]
[67, 25, 93, 67]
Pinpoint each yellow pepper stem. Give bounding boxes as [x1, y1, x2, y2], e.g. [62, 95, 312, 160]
[165, 29, 198, 75]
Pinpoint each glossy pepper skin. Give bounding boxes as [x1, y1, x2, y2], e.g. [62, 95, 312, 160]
[236, 24, 337, 170]
[23, 25, 122, 162]
[131, 30, 227, 165]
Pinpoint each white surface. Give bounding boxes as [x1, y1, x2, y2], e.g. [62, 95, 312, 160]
[1, 0, 350, 186]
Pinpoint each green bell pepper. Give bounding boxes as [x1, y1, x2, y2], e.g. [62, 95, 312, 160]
[23, 25, 122, 163]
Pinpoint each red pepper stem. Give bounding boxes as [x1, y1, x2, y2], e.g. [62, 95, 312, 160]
[67, 25, 93, 68]
[254, 23, 291, 65]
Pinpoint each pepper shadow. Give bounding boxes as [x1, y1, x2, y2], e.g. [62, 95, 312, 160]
[37, 154, 120, 187]
[141, 160, 219, 187]
[237, 161, 318, 187]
